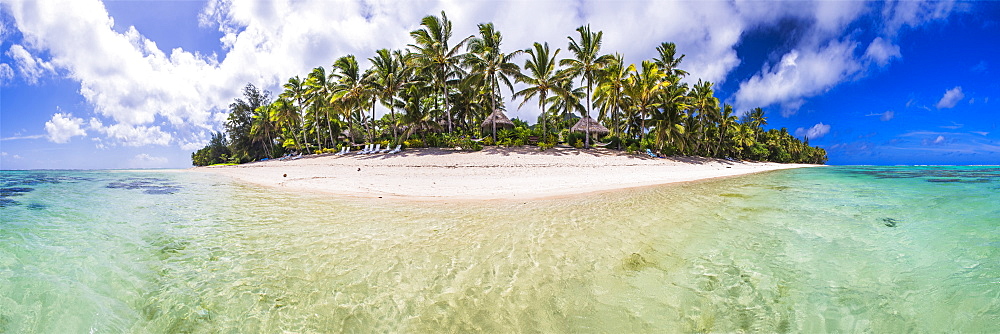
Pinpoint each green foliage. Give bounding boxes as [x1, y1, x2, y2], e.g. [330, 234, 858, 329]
[191, 132, 231, 166]
[403, 139, 425, 148]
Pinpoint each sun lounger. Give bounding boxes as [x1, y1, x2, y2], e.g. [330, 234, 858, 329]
[357, 144, 370, 155]
[645, 149, 660, 158]
[388, 145, 402, 154]
[369, 144, 381, 154]
[379, 145, 393, 153]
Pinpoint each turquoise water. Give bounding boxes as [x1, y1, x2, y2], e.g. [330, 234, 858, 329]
[1, 166, 997, 332]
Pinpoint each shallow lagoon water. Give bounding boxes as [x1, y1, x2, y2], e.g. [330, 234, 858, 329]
[1, 167, 997, 332]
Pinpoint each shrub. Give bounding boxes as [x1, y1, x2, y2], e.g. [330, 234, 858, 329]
[403, 139, 425, 148]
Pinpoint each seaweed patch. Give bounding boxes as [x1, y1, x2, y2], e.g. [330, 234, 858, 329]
[881, 217, 900, 227]
[107, 177, 182, 195]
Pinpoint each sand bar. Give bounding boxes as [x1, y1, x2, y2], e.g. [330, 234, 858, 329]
[196, 146, 818, 201]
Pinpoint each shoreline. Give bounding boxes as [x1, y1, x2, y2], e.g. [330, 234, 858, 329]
[193, 146, 820, 201]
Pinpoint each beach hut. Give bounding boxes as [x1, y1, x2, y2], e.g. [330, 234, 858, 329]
[481, 109, 515, 139]
[571, 116, 610, 147]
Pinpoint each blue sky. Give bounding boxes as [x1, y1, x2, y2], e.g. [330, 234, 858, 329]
[1, 0, 997, 169]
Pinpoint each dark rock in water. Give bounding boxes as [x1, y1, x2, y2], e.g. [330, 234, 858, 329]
[926, 178, 962, 183]
[143, 186, 180, 195]
[881, 217, 900, 227]
[0, 187, 34, 197]
[0, 198, 18, 207]
[26, 203, 47, 210]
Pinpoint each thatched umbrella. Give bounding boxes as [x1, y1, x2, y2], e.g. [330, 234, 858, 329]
[481, 109, 515, 140]
[571, 116, 610, 148]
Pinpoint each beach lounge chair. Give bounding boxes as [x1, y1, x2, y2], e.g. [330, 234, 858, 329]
[379, 145, 393, 153]
[334, 147, 346, 155]
[369, 144, 381, 154]
[646, 149, 660, 158]
[357, 144, 370, 155]
[388, 145, 402, 154]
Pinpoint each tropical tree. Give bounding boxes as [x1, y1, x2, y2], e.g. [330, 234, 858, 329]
[226, 83, 272, 162]
[369, 49, 411, 143]
[331, 55, 368, 144]
[514, 42, 568, 142]
[593, 54, 633, 147]
[409, 10, 473, 133]
[269, 97, 303, 153]
[688, 80, 718, 156]
[466, 22, 522, 140]
[305, 66, 337, 147]
[561, 25, 613, 147]
[281, 75, 310, 151]
[622, 60, 668, 141]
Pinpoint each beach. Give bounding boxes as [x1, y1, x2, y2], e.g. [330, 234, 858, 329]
[197, 146, 817, 200]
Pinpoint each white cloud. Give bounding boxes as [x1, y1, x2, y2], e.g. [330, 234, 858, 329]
[0, 63, 13, 85]
[128, 153, 170, 168]
[936, 86, 964, 109]
[44, 112, 87, 143]
[5, 44, 55, 84]
[864, 37, 901, 66]
[881, 110, 895, 121]
[795, 122, 831, 139]
[733, 40, 861, 116]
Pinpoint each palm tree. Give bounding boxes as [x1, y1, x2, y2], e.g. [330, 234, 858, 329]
[513, 42, 569, 142]
[331, 55, 368, 144]
[593, 54, 633, 148]
[688, 80, 718, 156]
[653, 42, 689, 78]
[466, 23, 522, 140]
[562, 25, 613, 147]
[251, 104, 278, 158]
[745, 107, 768, 142]
[409, 11, 473, 133]
[369, 49, 411, 143]
[622, 60, 668, 141]
[281, 75, 310, 151]
[306, 66, 339, 148]
[717, 104, 739, 158]
[269, 97, 303, 153]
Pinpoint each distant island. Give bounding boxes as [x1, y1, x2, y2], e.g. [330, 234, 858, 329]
[192, 11, 826, 167]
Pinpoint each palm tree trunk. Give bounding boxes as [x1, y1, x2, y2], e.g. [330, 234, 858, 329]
[585, 79, 592, 148]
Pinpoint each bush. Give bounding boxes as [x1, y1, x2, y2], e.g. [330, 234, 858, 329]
[573, 139, 584, 149]
[538, 142, 555, 151]
[403, 138, 425, 148]
[480, 136, 495, 146]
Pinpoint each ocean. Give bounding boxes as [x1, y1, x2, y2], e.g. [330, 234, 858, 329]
[1, 166, 997, 332]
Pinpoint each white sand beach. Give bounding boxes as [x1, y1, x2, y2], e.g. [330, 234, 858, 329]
[197, 147, 818, 200]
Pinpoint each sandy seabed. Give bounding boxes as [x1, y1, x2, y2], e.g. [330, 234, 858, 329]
[196, 146, 818, 201]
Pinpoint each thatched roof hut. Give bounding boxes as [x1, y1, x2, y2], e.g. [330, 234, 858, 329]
[571, 116, 610, 136]
[481, 109, 515, 131]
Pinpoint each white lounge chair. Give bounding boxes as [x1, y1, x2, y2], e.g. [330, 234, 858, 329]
[369, 144, 381, 154]
[388, 145, 402, 154]
[356, 144, 370, 155]
[334, 147, 346, 155]
[379, 145, 393, 153]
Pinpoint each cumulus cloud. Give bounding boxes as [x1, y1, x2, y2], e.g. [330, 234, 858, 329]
[795, 122, 831, 139]
[128, 153, 170, 168]
[6, 44, 55, 84]
[0, 63, 13, 85]
[45, 112, 87, 143]
[936, 86, 964, 109]
[864, 37, 901, 66]
[734, 40, 861, 116]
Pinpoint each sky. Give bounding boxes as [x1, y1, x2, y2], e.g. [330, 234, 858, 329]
[0, 0, 997, 169]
